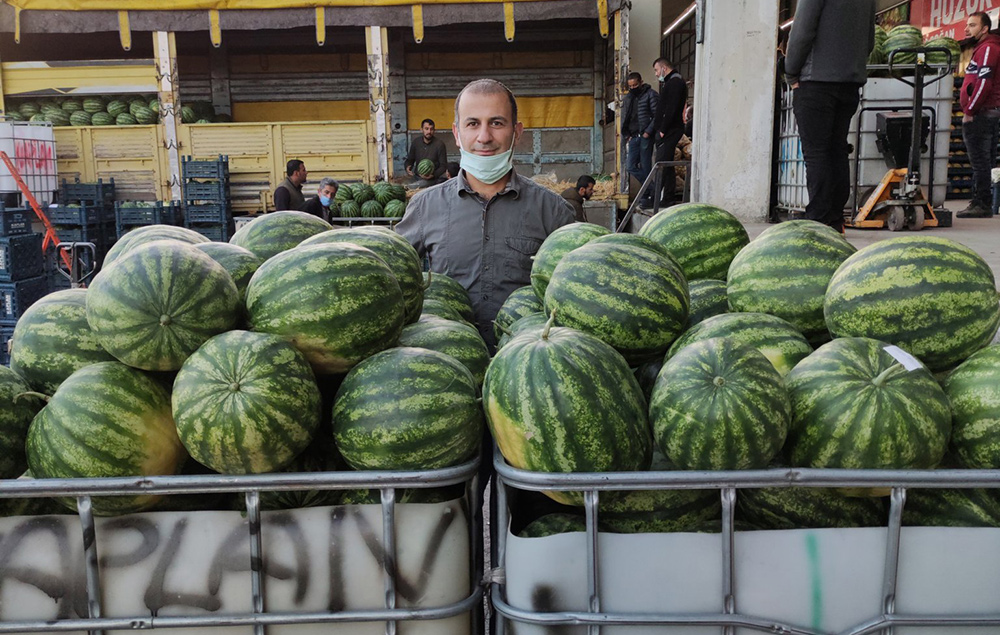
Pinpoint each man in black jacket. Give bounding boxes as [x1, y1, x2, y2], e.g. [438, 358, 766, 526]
[621, 72, 659, 194]
[785, 0, 876, 232]
[651, 58, 687, 206]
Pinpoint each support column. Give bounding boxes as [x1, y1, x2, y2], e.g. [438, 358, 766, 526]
[366, 26, 392, 182]
[614, 5, 629, 198]
[209, 42, 232, 117]
[0, 49, 6, 116]
[154, 31, 182, 202]
[388, 28, 408, 180]
[592, 27, 604, 175]
[690, 0, 778, 221]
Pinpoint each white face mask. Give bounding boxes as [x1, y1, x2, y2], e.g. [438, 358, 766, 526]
[457, 133, 516, 184]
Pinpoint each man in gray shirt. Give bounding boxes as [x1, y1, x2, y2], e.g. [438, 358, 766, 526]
[396, 79, 575, 348]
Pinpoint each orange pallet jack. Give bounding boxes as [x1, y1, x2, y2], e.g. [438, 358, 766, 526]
[0, 150, 96, 287]
[849, 45, 954, 231]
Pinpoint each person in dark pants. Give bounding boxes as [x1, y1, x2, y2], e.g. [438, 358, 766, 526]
[785, 0, 875, 232]
[621, 72, 658, 192]
[651, 58, 687, 207]
[957, 11, 1000, 218]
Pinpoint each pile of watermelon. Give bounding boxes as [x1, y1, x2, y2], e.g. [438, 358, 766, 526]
[5, 96, 229, 126]
[865, 22, 960, 75]
[333, 181, 407, 219]
[1, 213, 485, 516]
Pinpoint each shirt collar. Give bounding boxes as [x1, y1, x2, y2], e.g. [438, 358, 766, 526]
[457, 168, 522, 200]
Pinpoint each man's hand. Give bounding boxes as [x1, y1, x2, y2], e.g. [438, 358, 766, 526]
[791, 82, 800, 89]
[405, 166, 414, 176]
[964, 114, 975, 123]
[658, 131, 664, 139]
[642, 132, 650, 139]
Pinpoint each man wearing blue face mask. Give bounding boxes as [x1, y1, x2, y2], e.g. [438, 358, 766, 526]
[301, 177, 339, 222]
[397, 79, 575, 348]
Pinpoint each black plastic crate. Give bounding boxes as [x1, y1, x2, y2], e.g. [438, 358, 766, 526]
[182, 155, 230, 180]
[186, 223, 233, 242]
[115, 201, 181, 237]
[185, 203, 232, 225]
[183, 184, 230, 203]
[60, 178, 115, 205]
[0, 205, 33, 237]
[0, 233, 44, 282]
[0, 275, 49, 325]
[52, 224, 114, 247]
[47, 270, 72, 292]
[0, 327, 13, 366]
[46, 205, 109, 226]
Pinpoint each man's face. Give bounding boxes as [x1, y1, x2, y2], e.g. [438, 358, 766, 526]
[296, 164, 308, 183]
[967, 16, 988, 40]
[453, 90, 523, 157]
[422, 122, 435, 140]
[319, 184, 335, 200]
[582, 184, 594, 200]
[653, 62, 668, 80]
[627, 78, 640, 91]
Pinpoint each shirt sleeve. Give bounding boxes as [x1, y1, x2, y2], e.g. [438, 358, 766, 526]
[784, 0, 825, 83]
[395, 192, 427, 258]
[967, 43, 1000, 114]
[643, 90, 659, 136]
[405, 138, 417, 170]
[273, 186, 289, 211]
[433, 142, 448, 179]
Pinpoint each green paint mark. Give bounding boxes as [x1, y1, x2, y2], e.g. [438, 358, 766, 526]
[806, 532, 823, 629]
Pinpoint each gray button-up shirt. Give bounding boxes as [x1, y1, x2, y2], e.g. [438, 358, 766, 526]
[396, 170, 575, 345]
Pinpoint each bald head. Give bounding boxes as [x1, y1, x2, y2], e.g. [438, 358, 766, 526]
[454, 79, 518, 125]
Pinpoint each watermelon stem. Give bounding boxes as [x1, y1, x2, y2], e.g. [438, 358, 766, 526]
[16, 391, 50, 404]
[872, 365, 898, 387]
[542, 310, 557, 340]
[423, 267, 433, 290]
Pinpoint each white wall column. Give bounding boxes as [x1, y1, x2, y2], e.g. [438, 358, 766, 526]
[628, 1, 661, 75]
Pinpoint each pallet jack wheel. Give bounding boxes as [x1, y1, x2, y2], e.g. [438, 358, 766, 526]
[886, 206, 907, 231]
[908, 207, 925, 231]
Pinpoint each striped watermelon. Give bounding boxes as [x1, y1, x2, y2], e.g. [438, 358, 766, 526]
[10, 289, 115, 395]
[360, 200, 383, 218]
[668, 312, 812, 376]
[133, 105, 156, 125]
[86, 241, 241, 371]
[519, 514, 593, 537]
[60, 99, 82, 113]
[637, 203, 750, 281]
[230, 211, 332, 260]
[180, 106, 197, 123]
[869, 25, 888, 65]
[545, 240, 689, 365]
[943, 345, 1000, 469]
[416, 159, 435, 178]
[885, 24, 923, 66]
[373, 182, 395, 206]
[391, 184, 407, 202]
[423, 272, 475, 322]
[335, 184, 354, 203]
[902, 488, 1000, 527]
[496, 312, 547, 350]
[300, 227, 424, 323]
[785, 337, 951, 472]
[738, 487, 887, 530]
[727, 220, 856, 344]
[352, 184, 375, 204]
[384, 199, 406, 218]
[91, 112, 115, 126]
[651, 337, 790, 470]
[82, 97, 105, 113]
[494, 286, 544, 341]
[635, 355, 663, 402]
[398, 316, 490, 386]
[483, 321, 652, 506]
[25, 361, 186, 515]
[0, 367, 43, 479]
[46, 110, 70, 126]
[587, 232, 688, 283]
[106, 100, 128, 117]
[4, 111, 24, 122]
[925, 36, 961, 66]
[104, 224, 209, 267]
[193, 242, 263, 299]
[18, 101, 40, 117]
[69, 111, 93, 127]
[339, 200, 361, 217]
[530, 222, 610, 300]
[687, 279, 729, 327]
[172, 330, 321, 474]
[116, 113, 137, 125]
[421, 298, 472, 324]
[246, 243, 405, 374]
[824, 236, 1000, 373]
[260, 434, 341, 510]
[332, 347, 483, 470]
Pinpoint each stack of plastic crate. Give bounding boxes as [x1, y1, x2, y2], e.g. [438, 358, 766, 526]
[0, 203, 46, 364]
[182, 155, 233, 241]
[114, 201, 182, 239]
[47, 178, 117, 290]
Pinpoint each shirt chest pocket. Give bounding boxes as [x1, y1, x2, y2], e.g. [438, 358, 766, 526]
[504, 236, 543, 281]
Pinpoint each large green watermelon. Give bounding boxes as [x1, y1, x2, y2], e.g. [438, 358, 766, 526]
[587, 233, 687, 284]
[397, 316, 490, 386]
[529, 222, 610, 300]
[423, 272, 475, 322]
[519, 514, 592, 537]
[384, 199, 406, 218]
[104, 224, 209, 267]
[0, 367, 44, 479]
[416, 159, 435, 178]
[483, 322, 652, 506]
[668, 312, 812, 376]
[868, 25, 888, 65]
[651, 337, 790, 470]
[885, 24, 923, 66]
[496, 312, 547, 350]
[230, 211, 332, 261]
[300, 227, 424, 323]
[925, 36, 961, 66]
[246, 243, 404, 374]
[824, 236, 1000, 373]
[82, 97, 105, 113]
[494, 286, 544, 341]
[360, 200, 384, 218]
[60, 98, 82, 113]
[335, 184, 354, 203]
[173, 330, 321, 474]
[785, 337, 952, 472]
[545, 240, 689, 365]
[10, 289, 116, 395]
[69, 111, 93, 127]
[902, 488, 1000, 527]
[943, 345, 1000, 469]
[116, 113, 137, 126]
[193, 242, 264, 299]
[373, 182, 395, 206]
[352, 184, 375, 204]
[86, 241, 241, 371]
[738, 486, 887, 530]
[727, 220, 856, 344]
[91, 112, 115, 126]
[25, 361, 186, 515]
[687, 279, 729, 327]
[421, 298, 472, 324]
[259, 434, 341, 511]
[637, 203, 749, 281]
[332, 347, 483, 470]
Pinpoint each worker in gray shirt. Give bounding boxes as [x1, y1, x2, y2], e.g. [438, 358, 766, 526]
[396, 79, 575, 349]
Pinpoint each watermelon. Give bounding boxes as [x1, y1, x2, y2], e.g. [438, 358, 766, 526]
[18, 101, 40, 117]
[352, 184, 375, 205]
[335, 184, 354, 203]
[133, 105, 156, 124]
[326, 200, 341, 219]
[727, 220, 856, 344]
[530, 222, 611, 300]
[885, 24, 923, 66]
[104, 224, 209, 267]
[943, 345, 1000, 469]
[668, 312, 813, 377]
[416, 159, 435, 178]
[494, 286, 544, 341]
[45, 110, 70, 126]
[637, 202, 749, 281]
[651, 337, 790, 470]
[29, 114, 46, 123]
[81, 97, 105, 113]
[421, 298, 472, 324]
[0, 367, 44, 479]
[173, 330, 321, 474]
[69, 111, 93, 127]
[483, 321, 652, 506]
[925, 36, 961, 67]
[868, 25, 888, 65]
[824, 236, 1000, 373]
[91, 112, 115, 126]
[384, 199, 406, 218]
[902, 488, 1000, 527]
[86, 241, 242, 371]
[397, 316, 491, 386]
[634, 355, 663, 402]
[423, 272, 475, 322]
[545, 240, 689, 365]
[25, 361, 186, 515]
[180, 106, 198, 123]
[246, 243, 404, 374]
[339, 200, 361, 217]
[391, 184, 407, 202]
[107, 100, 129, 118]
[0, 471, 66, 517]
[195, 119, 212, 124]
[373, 183, 395, 206]
[360, 200, 384, 218]
[338, 482, 465, 505]
[737, 486, 887, 530]
[10, 289, 116, 395]
[687, 279, 729, 327]
[148, 98, 160, 113]
[116, 113, 137, 125]
[496, 312, 547, 350]
[333, 347, 483, 470]
[60, 99, 82, 113]
[519, 514, 592, 537]
[785, 337, 951, 473]
[301, 227, 424, 323]
[5, 111, 25, 122]
[229, 210, 332, 260]
[259, 434, 341, 511]
[193, 242, 263, 299]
